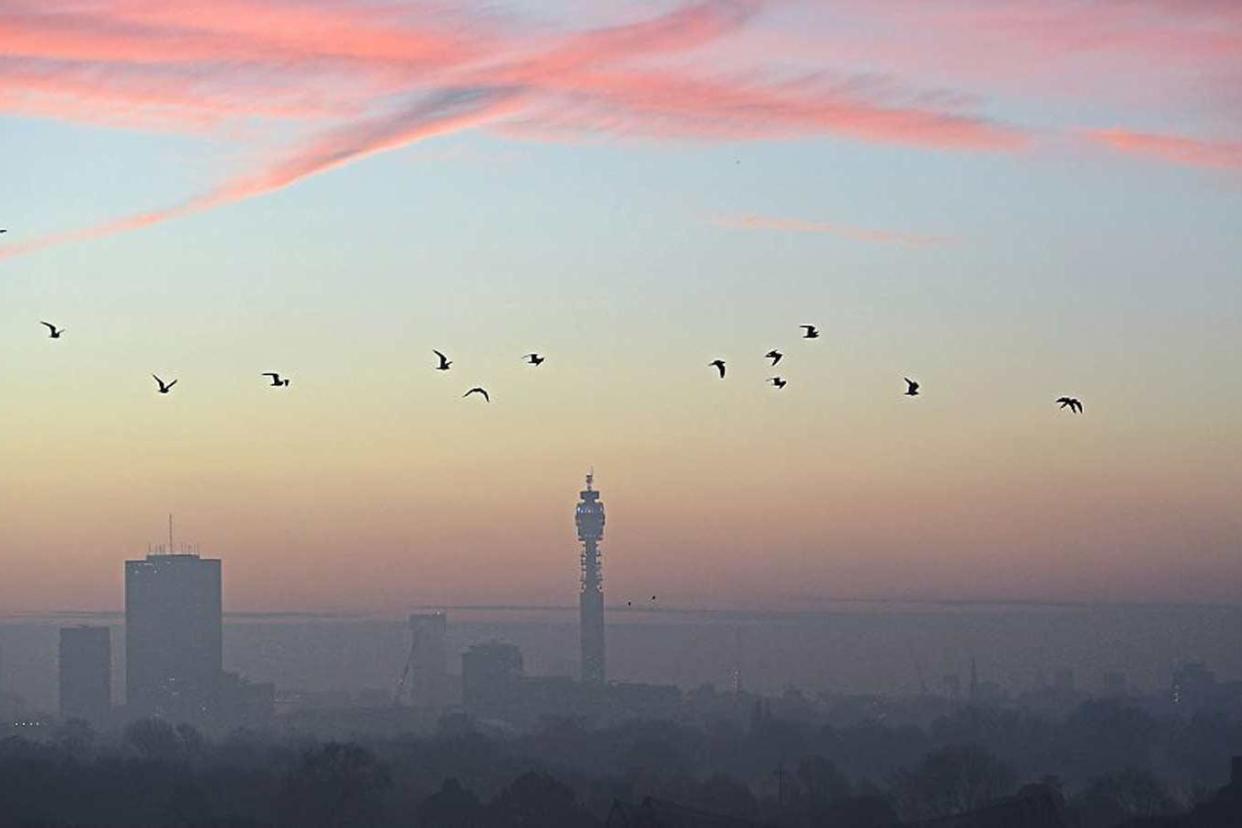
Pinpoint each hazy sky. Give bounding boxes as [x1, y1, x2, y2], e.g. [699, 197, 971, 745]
[1, 0, 1240, 613]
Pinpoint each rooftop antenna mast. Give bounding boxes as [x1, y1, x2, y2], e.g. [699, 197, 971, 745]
[168, 513, 174, 554]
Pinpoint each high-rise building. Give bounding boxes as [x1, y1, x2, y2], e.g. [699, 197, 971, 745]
[59, 626, 112, 724]
[125, 552, 222, 721]
[461, 641, 523, 711]
[402, 613, 448, 707]
[575, 472, 606, 685]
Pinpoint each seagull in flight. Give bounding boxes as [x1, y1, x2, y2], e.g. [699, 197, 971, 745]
[523, 353, 545, 366]
[709, 359, 726, 379]
[262, 373, 290, 387]
[800, 324, 820, 339]
[766, 349, 783, 366]
[904, 378, 920, 396]
[463, 387, 490, 402]
[40, 322, 64, 339]
[1057, 397, 1083, 414]
[152, 375, 178, 394]
[433, 350, 452, 371]
[769, 377, 787, 389]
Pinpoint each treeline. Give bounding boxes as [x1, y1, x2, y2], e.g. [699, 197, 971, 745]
[0, 700, 1238, 827]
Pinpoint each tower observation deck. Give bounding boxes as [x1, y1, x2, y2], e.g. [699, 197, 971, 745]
[576, 472, 606, 685]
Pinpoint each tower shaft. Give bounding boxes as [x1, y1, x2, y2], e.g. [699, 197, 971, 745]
[575, 473, 606, 685]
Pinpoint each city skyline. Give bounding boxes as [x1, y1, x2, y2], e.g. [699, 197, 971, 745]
[2, 0, 1240, 614]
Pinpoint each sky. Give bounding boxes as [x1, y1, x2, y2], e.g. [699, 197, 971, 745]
[0, 0, 1239, 614]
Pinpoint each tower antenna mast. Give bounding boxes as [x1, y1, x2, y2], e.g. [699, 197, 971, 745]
[168, 513, 174, 554]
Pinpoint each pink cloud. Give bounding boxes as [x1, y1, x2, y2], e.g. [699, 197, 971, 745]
[713, 213, 951, 247]
[1085, 128, 1242, 169]
[0, 86, 522, 262]
[0, 0, 1042, 260]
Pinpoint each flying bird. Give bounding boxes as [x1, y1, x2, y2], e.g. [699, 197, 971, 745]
[1057, 397, 1083, 414]
[262, 373, 291, 387]
[765, 349, 783, 366]
[152, 375, 177, 394]
[463, 387, 490, 402]
[0, 229, 7, 234]
[800, 325, 820, 339]
[904, 378, 920, 396]
[433, 350, 452, 371]
[40, 322, 64, 339]
[523, 353, 545, 366]
[769, 377, 787, 389]
[709, 359, 726, 379]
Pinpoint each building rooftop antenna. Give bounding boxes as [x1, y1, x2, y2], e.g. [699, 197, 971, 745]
[168, 513, 175, 555]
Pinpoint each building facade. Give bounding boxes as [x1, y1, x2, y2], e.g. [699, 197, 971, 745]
[59, 626, 112, 724]
[125, 553, 222, 721]
[403, 612, 448, 708]
[462, 641, 523, 712]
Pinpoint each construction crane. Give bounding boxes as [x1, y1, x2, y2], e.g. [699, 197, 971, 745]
[393, 625, 423, 707]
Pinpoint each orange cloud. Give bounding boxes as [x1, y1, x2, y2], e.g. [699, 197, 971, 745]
[1085, 128, 1242, 169]
[713, 214, 951, 246]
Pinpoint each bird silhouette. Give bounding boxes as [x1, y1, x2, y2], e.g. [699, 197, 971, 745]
[463, 387, 490, 402]
[709, 359, 726, 379]
[769, 377, 787, 389]
[766, 349, 783, 366]
[905, 378, 920, 396]
[627, 601, 633, 607]
[433, 350, 452, 371]
[262, 373, 290, 387]
[651, 595, 657, 601]
[40, 322, 64, 339]
[0, 229, 7, 234]
[801, 324, 820, 339]
[152, 375, 177, 394]
[1057, 397, 1083, 414]
[523, 353, 545, 366]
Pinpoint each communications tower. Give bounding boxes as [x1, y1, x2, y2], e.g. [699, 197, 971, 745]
[576, 471, 606, 685]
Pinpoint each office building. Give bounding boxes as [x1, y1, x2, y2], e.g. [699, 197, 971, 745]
[125, 552, 222, 721]
[462, 641, 523, 712]
[59, 626, 112, 724]
[402, 613, 448, 707]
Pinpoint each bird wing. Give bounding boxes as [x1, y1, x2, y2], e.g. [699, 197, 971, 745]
[166, 379, 178, 389]
[40, 321, 56, 332]
[433, 350, 449, 365]
[261, 373, 280, 379]
[152, 374, 164, 388]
